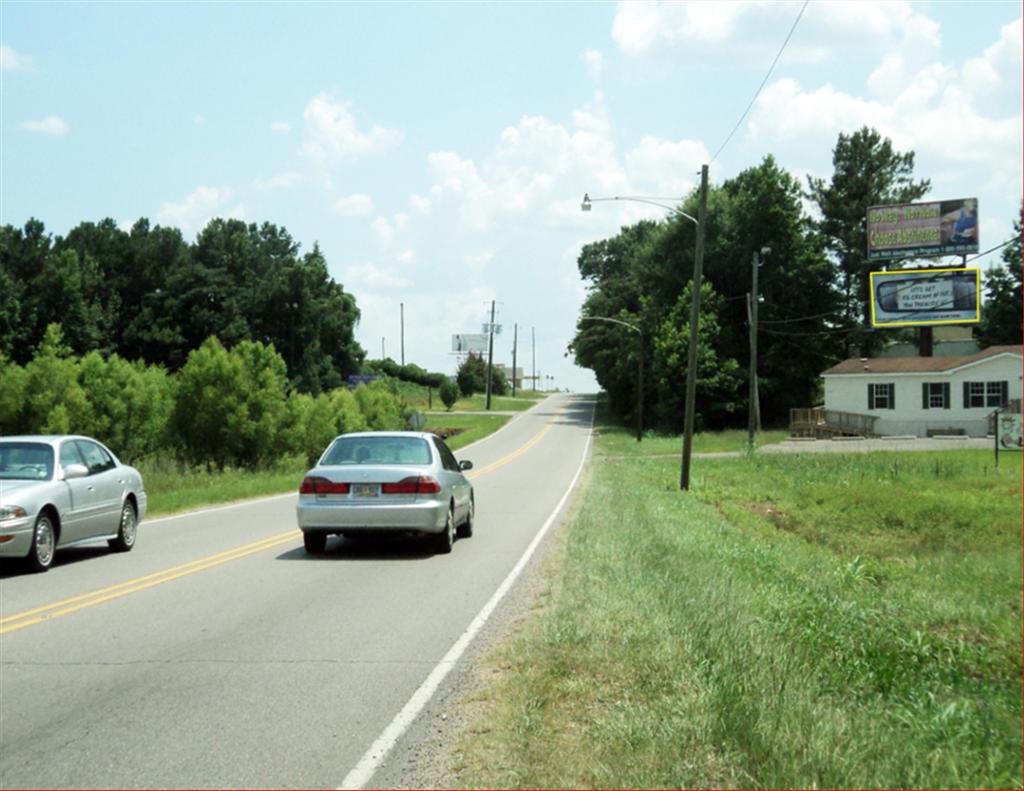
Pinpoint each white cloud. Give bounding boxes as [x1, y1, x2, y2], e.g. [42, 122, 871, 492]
[611, 0, 940, 65]
[301, 93, 402, 163]
[371, 216, 396, 246]
[409, 193, 432, 213]
[271, 121, 292, 134]
[20, 116, 69, 135]
[156, 186, 245, 234]
[334, 193, 375, 217]
[624, 136, 708, 195]
[1, 44, 33, 70]
[193, 114, 205, 125]
[342, 263, 411, 289]
[254, 171, 302, 191]
[963, 18, 1023, 96]
[396, 249, 416, 264]
[582, 49, 604, 80]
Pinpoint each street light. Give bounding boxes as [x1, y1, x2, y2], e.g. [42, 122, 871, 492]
[581, 165, 709, 490]
[578, 316, 644, 442]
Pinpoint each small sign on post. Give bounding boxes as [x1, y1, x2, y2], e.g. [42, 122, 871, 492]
[407, 412, 427, 431]
[995, 410, 1023, 467]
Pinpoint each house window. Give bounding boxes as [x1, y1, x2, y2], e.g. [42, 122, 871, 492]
[922, 382, 950, 410]
[986, 381, 1008, 407]
[963, 380, 1009, 408]
[868, 383, 895, 410]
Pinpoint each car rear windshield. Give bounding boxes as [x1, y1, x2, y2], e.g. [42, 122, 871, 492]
[0, 442, 55, 480]
[322, 436, 432, 466]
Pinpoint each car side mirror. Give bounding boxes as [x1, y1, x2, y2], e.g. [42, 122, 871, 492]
[458, 460, 473, 471]
[63, 463, 89, 480]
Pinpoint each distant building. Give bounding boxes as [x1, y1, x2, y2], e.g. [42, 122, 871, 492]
[495, 364, 524, 390]
[821, 345, 1022, 437]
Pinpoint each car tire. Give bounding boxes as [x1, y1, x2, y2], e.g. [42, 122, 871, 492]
[303, 531, 327, 555]
[456, 497, 474, 539]
[27, 512, 56, 573]
[108, 501, 138, 552]
[433, 507, 455, 554]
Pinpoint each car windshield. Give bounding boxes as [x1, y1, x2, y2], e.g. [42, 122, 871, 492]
[322, 436, 432, 466]
[0, 442, 55, 481]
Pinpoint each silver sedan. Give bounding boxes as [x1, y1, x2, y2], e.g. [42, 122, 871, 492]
[0, 436, 148, 572]
[296, 432, 474, 554]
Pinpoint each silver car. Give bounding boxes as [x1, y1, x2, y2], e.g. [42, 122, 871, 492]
[0, 436, 148, 572]
[296, 432, 474, 555]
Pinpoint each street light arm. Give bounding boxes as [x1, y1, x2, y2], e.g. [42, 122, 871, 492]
[578, 315, 642, 334]
[582, 194, 698, 226]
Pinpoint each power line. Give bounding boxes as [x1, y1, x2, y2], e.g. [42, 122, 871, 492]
[709, 0, 809, 165]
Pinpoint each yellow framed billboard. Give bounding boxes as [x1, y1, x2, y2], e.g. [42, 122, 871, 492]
[869, 267, 980, 327]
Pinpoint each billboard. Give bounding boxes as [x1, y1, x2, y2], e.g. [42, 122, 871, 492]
[869, 267, 980, 327]
[452, 333, 488, 353]
[867, 198, 978, 261]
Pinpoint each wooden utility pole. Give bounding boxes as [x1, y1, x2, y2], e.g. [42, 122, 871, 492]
[512, 323, 518, 398]
[485, 300, 496, 410]
[680, 164, 709, 491]
[400, 302, 405, 365]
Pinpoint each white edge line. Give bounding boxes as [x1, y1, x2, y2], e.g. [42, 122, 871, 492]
[338, 396, 596, 790]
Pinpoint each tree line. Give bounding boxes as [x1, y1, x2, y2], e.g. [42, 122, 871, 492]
[572, 127, 1022, 431]
[0, 325, 407, 468]
[0, 217, 364, 394]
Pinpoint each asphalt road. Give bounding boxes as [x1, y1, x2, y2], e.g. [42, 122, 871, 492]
[0, 393, 595, 789]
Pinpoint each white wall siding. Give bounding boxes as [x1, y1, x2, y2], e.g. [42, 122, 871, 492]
[823, 354, 1022, 437]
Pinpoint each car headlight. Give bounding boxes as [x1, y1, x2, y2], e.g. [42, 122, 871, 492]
[0, 505, 28, 521]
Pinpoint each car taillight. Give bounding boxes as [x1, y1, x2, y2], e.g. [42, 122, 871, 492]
[382, 475, 441, 494]
[299, 476, 350, 494]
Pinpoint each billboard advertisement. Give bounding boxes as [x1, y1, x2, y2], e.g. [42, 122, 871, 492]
[869, 267, 980, 327]
[451, 333, 488, 354]
[867, 198, 978, 261]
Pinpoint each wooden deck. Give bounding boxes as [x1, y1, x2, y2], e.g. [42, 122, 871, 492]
[789, 407, 879, 438]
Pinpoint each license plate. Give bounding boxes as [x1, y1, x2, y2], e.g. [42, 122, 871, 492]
[352, 484, 379, 498]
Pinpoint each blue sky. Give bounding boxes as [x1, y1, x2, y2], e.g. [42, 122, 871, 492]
[3, 1, 1021, 391]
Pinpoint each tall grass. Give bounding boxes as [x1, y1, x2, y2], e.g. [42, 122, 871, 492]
[454, 442, 1022, 788]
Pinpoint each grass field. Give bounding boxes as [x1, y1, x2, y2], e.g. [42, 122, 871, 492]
[452, 414, 1023, 788]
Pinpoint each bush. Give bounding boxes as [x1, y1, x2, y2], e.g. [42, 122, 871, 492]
[439, 377, 460, 411]
[457, 353, 487, 396]
[172, 337, 288, 468]
[353, 381, 406, 430]
[19, 324, 91, 434]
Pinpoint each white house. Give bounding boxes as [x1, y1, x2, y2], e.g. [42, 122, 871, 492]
[822, 345, 1023, 437]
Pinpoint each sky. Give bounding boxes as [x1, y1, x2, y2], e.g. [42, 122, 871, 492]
[2, 0, 1021, 393]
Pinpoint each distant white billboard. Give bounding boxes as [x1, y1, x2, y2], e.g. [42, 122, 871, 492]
[451, 333, 488, 353]
[869, 267, 980, 327]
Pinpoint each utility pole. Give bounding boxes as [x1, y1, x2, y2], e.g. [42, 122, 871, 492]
[512, 323, 518, 398]
[680, 164, 709, 491]
[532, 327, 536, 391]
[381, 336, 385, 360]
[400, 302, 405, 366]
[747, 248, 766, 451]
[485, 300, 496, 410]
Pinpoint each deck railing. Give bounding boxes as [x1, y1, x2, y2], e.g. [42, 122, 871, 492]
[789, 407, 879, 438]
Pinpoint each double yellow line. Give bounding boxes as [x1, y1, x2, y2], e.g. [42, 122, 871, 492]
[2, 406, 566, 636]
[0, 531, 299, 635]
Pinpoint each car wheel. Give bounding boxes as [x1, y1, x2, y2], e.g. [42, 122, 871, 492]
[27, 513, 56, 573]
[433, 507, 455, 554]
[303, 531, 327, 555]
[456, 497, 474, 539]
[108, 501, 138, 552]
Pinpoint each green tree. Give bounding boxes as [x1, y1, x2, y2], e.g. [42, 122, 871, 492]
[807, 127, 930, 357]
[439, 378, 460, 411]
[172, 337, 289, 468]
[19, 324, 91, 434]
[457, 353, 487, 396]
[978, 205, 1023, 347]
[650, 282, 743, 430]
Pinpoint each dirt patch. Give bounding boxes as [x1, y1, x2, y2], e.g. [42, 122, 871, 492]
[425, 426, 467, 440]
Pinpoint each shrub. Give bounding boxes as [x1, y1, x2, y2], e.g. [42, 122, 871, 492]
[439, 377, 460, 411]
